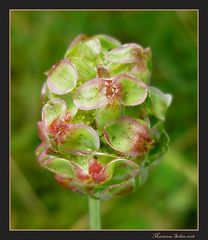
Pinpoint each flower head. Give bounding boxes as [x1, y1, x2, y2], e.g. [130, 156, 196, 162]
[36, 34, 172, 199]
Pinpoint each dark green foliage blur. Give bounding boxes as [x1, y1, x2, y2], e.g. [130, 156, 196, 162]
[11, 10, 197, 229]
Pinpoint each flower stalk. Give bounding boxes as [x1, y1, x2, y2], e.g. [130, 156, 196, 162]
[88, 197, 101, 229]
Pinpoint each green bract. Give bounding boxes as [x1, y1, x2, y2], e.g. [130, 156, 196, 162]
[36, 34, 172, 200]
[47, 60, 78, 95]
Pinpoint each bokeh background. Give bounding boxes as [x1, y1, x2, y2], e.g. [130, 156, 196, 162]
[11, 10, 197, 229]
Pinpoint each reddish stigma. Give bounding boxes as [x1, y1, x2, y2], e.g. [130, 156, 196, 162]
[132, 131, 153, 156]
[48, 112, 72, 143]
[75, 166, 91, 182]
[88, 159, 107, 183]
[104, 80, 122, 103]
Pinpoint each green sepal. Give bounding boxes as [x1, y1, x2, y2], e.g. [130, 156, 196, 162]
[95, 34, 121, 51]
[47, 59, 78, 95]
[96, 103, 122, 130]
[69, 57, 97, 84]
[108, 62, 133, 76]
[146, 130, 169, 166]
[43, 157, 75, 178]
[116, 74, 148, 106]
[145, 87, 172, 121]
[57, 124, 100, 155]
[105, 158, 140, 182]
[65, 37, 101, 61]
[99, 179, 135, 200]
[104, 117, 151, 157]
[42, 98, 67, 128]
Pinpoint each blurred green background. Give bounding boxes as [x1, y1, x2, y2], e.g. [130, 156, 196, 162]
[11, 10, 197, 229]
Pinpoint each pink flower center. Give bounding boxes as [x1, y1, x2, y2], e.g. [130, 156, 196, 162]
[48, 112, 72, 143]
[88, 159, 106, 183]
[104, 80, 122, 103]
[132, 132, 153, 156]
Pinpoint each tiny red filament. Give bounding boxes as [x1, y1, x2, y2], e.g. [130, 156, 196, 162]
[48, 113, 71, 143]
[104, 80, 122, 102]
[132, 132, 153, 155]
[88, 159, 106, 183]
[75, 166, 91, 182]
[89, 159, 103, 175]
[64, 112, 72, 123]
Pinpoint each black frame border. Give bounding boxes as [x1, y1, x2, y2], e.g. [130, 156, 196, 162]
[1, 1, 207, 240]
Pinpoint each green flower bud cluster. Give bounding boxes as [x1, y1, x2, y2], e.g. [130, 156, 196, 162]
[36, 34, 172, 200]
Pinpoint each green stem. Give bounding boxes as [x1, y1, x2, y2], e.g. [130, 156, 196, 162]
[88, 197, 101, 229]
